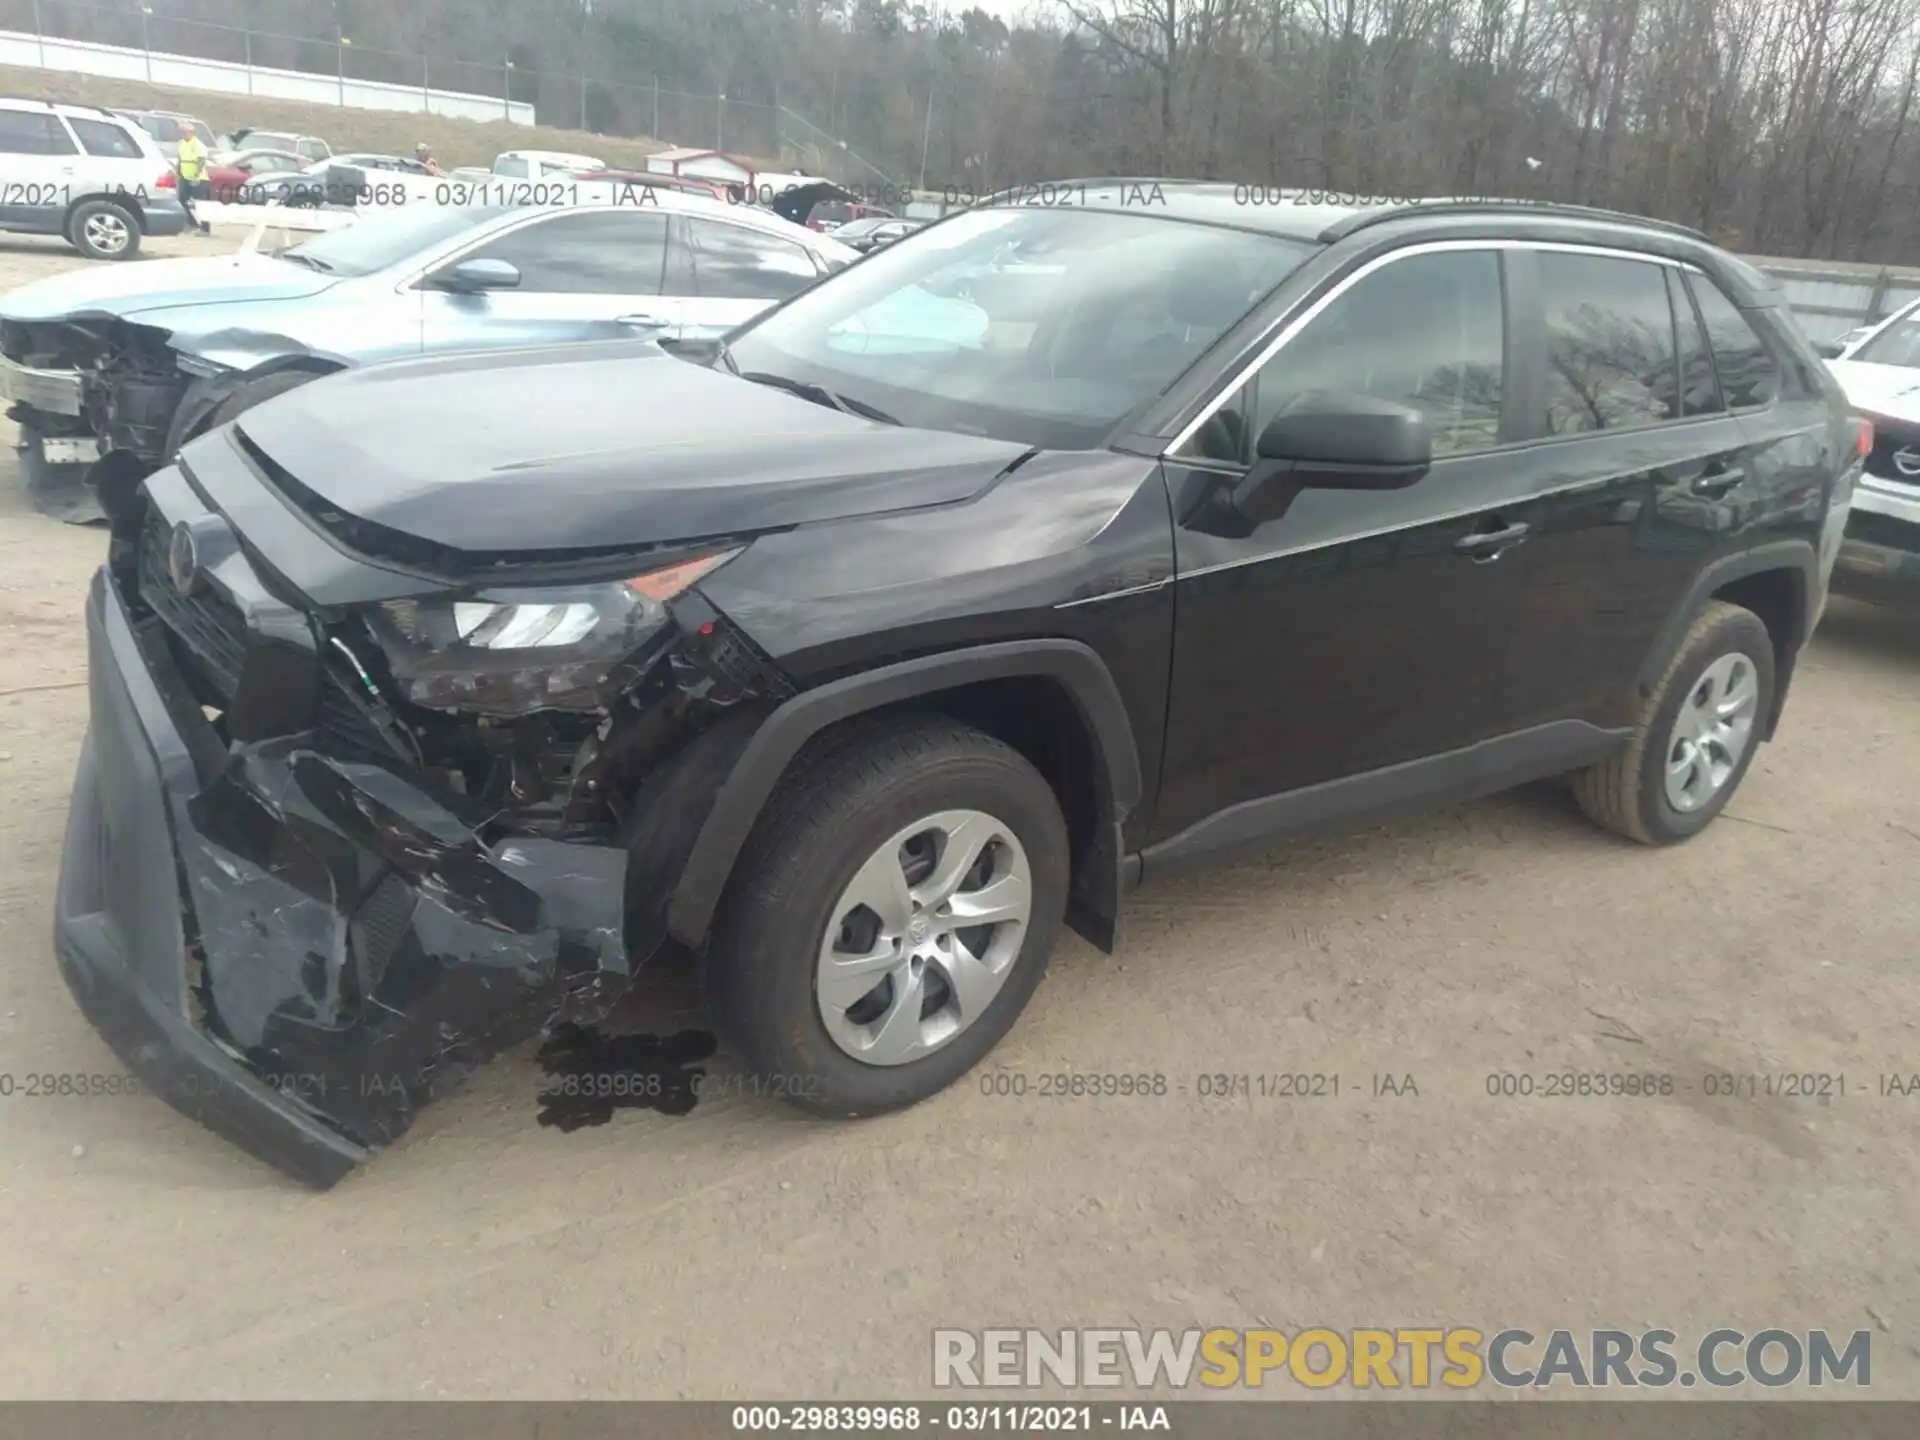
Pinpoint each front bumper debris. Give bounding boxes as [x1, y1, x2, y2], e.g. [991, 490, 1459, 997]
[0, 352, 83, 414]
[54, 567, 632, 1186]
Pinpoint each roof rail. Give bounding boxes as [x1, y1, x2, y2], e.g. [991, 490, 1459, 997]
[0, 95, 125, 119]
[1318, 199, 1709, 245]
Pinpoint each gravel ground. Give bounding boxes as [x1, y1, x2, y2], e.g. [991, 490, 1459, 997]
[0, 229, 1916, 1401]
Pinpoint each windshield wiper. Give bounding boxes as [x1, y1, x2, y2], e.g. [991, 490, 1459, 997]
[738, 369, 899, 426]
[277, 252, 334, 273]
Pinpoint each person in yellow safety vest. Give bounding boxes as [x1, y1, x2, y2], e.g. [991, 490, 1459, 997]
[175, 123, 212, 235]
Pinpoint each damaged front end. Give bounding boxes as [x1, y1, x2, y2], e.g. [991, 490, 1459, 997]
[55, 443, 789, 1186]
[3, 316, 193, 521]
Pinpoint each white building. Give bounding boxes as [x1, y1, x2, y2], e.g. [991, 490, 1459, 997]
[645, 147, 755, 188]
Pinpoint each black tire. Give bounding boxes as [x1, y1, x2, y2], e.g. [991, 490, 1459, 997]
[197, 369, 326, 440]
[1573, 600, 1775, 844]
[705, 717, 1070, 1118]
[66, 199, 142, 262]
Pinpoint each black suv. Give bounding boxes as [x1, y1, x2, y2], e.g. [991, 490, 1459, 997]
[56, 184, 1862, 1185]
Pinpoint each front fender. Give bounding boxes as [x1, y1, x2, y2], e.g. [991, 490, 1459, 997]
[663, 638, 1144, 950]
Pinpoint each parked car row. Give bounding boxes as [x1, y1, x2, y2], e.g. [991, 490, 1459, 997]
[9, 183, 1862, 1185]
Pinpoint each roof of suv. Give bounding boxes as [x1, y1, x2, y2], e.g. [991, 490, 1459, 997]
[974, 179, 1775, 302]
[3, 96, 132, 119]
[983, 179, 1705, 243]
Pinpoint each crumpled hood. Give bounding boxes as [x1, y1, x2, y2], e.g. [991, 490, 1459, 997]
[228, 341, 1034, 555]
[0, 254, 337, 323]
[1827, 358, 1920, 423]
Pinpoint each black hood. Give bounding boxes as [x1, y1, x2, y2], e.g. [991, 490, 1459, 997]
[226, 342, 1032, 557]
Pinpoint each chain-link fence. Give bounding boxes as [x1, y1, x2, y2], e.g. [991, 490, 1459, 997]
[0, 0, 841, 165]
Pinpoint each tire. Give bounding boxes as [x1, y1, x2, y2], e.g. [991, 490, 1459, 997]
[66, 200, 142, 261]
[705, 717, 1070, 1118]
[197, 369, 326, 440]
[1573, 600, 1775, 845]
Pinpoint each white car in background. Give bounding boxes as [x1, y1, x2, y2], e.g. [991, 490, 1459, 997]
[1822, 299, 1920, 606]
[494, 149, 605, 179]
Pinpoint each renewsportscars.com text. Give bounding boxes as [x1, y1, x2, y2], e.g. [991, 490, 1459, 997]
[932, 1327, 1872, 1390]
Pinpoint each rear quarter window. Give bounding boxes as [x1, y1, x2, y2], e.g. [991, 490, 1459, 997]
[1686, 274, 1779, 409]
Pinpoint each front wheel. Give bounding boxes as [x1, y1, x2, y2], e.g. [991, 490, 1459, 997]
[705, 718, 1070, 1117]
[1573, 600, 1775, 844]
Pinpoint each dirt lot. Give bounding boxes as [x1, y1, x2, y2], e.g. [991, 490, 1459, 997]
[0, 231, 1917, 1402]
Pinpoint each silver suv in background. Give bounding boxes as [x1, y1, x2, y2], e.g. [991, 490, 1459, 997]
[0, 97, 190, 260]
[111, 108, 219, 161]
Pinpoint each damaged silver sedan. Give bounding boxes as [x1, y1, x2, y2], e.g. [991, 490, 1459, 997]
[1, 193, 854, 521]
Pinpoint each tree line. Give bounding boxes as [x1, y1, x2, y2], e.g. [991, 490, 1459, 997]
[13, 0, 1920, 262]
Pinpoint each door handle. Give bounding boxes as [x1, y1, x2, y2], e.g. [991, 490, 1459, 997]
[1454, 521, 1530, 559]
[1692, 465, 1746, 497]
[615, 313, 667, 328]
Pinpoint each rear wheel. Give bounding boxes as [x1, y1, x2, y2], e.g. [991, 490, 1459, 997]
[1573, 600, 1774, 844]
[66, 200, 141, 261]
[706, 718, 1070, 1117]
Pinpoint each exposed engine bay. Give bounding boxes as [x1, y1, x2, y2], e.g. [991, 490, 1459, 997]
[2, 316, 191, 463]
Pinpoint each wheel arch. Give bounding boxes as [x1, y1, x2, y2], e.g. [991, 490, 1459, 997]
[664, 640, 1144, 956]
[1637, 541, 1816, 742]
[164, 355, 348, 458]
[62, 189, 144, 231]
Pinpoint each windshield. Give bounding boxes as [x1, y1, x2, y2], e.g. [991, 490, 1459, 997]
[279, 204, 514, 277]
[723, 205, 1316, 449]
[1853, 313, 1920, 368]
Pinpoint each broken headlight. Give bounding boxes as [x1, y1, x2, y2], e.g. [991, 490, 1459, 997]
[367, 550, 740, 716]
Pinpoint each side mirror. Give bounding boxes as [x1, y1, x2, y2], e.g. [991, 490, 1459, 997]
[432, 258, 521, 294]
[1813, 339, 1846, 361]
[1229, 392, 1432, 525]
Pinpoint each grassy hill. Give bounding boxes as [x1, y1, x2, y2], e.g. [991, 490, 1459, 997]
[0, 63, 767, 171]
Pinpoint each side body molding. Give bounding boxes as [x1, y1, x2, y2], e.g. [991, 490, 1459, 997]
[665, 639, 1144, 948]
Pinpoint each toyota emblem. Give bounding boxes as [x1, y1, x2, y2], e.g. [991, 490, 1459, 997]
[1894, 447, 1920, 478]
[167, 522, 200, 594]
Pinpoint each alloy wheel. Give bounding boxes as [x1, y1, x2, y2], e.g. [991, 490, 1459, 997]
[83, 211, 131, 256]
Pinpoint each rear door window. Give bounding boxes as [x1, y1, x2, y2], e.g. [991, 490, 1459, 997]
[1536, 250, 1680, 434]
[685, 218, 822, 299]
